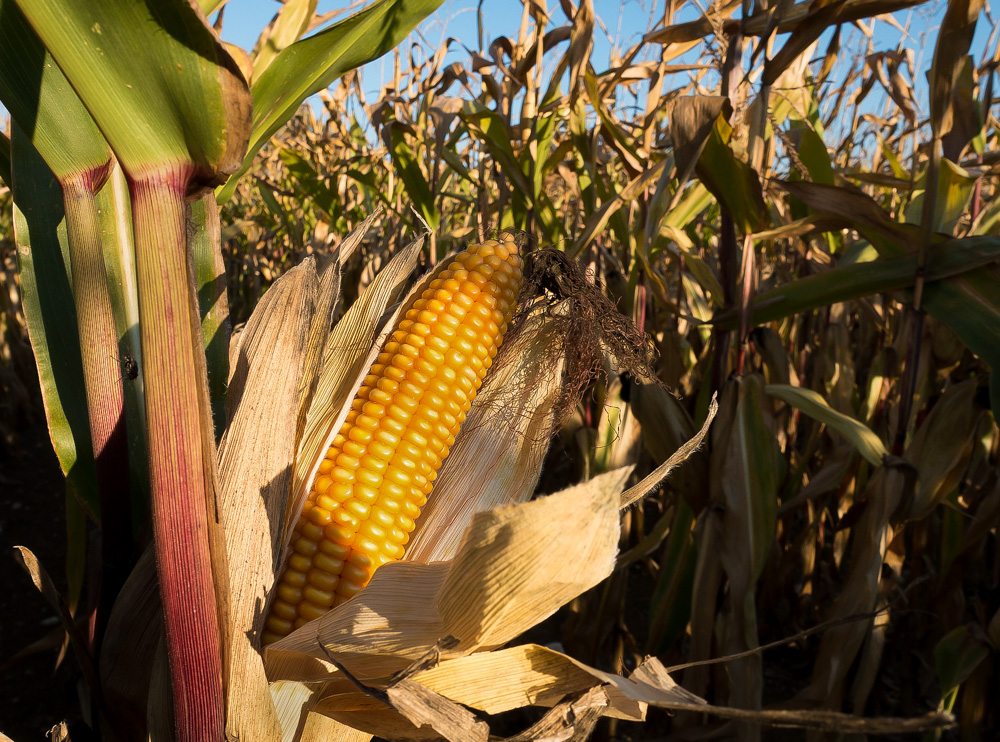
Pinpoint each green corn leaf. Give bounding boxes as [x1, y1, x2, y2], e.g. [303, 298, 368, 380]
[716, 235, 1000, 328]
[385, 122, 440, 230]
[0, 0, 112, 180]
[16, 0, 250, 181]
[10, 130, 98, 517]
[252, 0, 318, 79]
[934, 626, 989, 713]
[766, 384, 888, 467]
[780, 180, 1000, 417]
[0, 130, 11, 187]
[219, 0, 445, 201]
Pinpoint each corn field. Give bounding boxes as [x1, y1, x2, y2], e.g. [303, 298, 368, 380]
[0, 0, 998, 740]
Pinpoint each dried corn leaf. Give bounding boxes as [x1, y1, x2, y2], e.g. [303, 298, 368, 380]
[298, 712, 371, 742]
[313, 650, 706, 739]
[501, 685, 608, 742]
[385, 679, 489, 741]
[219, 257, 324, 741]
[800, 465, 909, 704]
[266, 467, 628, 682]
[269, 680, 323, 742]
[411, 644, 705, 719]
[407, 313, 567, 562]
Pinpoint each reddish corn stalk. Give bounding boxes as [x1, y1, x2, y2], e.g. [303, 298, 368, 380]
[130, 168, 224, 741]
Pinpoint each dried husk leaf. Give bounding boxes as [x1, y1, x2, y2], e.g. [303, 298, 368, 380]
[407, 311, 567, 562]
[311, 651, 706, 740]
[294, 211, 382, 439]
[269, 680, 321, 742]
[265, 467, 629, 683]
[290, 235, 426, 541]
[298, 712, 371, 742]
[100, 548, 160, 741]
[619, 393, 718, 509]
[502, 685, 608, 742]
[219, 257, 325, 741]
[410, 643, 705, 719]
[385, 679, 489, 741]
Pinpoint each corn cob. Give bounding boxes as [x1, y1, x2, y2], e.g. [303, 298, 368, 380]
[263, 236, 523, 644]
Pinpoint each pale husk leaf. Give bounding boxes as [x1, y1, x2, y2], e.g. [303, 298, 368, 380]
[294, 210, 382, 438]
[298, 712, 371, 742]
[269, 680, 319, 742]
[265, 467, 630, 683]
[100, 548, 160, 740]
[290, 235, 426, 542]
[310, 650, 706, 739]
[407, 311, 567, 562]
[414, 646, 706, 721]
[219, 257, 325, 741]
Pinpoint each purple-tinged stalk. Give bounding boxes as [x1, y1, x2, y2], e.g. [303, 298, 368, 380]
[130, 168, 226, 741]
[60, 165, 132, 629]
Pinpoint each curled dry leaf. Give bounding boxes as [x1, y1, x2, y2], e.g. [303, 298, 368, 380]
[266, 466, 629, 682]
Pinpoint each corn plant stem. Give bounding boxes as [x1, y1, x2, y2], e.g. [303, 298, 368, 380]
[895, 139, 940, 454]
[712, 31, 745, 390]
[130, 170, 224, 742]
[62, 173, 132, 633]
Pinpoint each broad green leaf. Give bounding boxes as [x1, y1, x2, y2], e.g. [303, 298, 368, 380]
[0, 0, 111, 179]
[712, 375, 779, 711]
[252, 0, 318, 79]
[934, 626, 989, 712]
[10, 128, 98, 517]
[780, 180, 1000, 415]
[696, 114, 768, 233]
[219, 0, 445, 201]
[647, 500, 696, 652]
[385, 123, 439, 230]
[766, 384, 888, 467]
[188, 192, 231, 438]
[715, 376, 779, 586]
[460, 101, 532, 196]
[97, 162, 150, 534]
[279, 148, 338, 218]
[904, 158, 977, 233]
[717, 235, 1000, 328]
[17, 0, 250, 180]
[789, 119, 834, 185]
[0, 130, 9, 187]
[904, 380, 981, 519]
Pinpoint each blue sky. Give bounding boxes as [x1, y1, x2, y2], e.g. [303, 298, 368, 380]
[215, 0, 993, 122]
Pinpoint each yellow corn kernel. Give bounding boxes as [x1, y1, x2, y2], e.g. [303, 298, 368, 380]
[264, 236, 523, 644]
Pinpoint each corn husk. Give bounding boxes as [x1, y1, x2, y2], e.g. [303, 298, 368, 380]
[194, 238, 716, 740]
